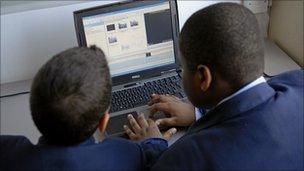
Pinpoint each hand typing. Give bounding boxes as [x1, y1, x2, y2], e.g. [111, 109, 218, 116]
[124, 113, 177, 141]
[148, 94, 195, 127]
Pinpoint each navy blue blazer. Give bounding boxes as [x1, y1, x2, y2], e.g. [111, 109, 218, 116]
[0, 135, 168, 171]
[0, 136, 145, 171]
[152, 70, 304, 170]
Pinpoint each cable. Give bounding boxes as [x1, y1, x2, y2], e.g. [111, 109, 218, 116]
[0, 91, 30, 98]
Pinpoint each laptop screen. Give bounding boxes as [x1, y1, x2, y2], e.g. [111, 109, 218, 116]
[82, 1, 175, 77]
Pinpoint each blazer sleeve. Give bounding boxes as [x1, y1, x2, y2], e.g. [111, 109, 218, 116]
[138, 138, 168, 170]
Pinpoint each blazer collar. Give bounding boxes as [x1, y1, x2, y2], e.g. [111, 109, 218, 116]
[187, 82, 275, 135]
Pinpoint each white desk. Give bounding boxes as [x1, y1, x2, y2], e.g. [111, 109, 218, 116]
[0, 40, 301, 144]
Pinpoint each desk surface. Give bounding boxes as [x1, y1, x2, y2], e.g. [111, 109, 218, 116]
[0, 40, 301, 144]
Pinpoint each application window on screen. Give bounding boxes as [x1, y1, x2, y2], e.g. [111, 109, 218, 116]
[82, 2, 175, 76]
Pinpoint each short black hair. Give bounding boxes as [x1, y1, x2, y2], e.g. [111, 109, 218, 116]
[30, 46, 111, 146]
[180, 3, 264, 87]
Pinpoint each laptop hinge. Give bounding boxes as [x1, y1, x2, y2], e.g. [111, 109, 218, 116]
[161, 69, 176, 75]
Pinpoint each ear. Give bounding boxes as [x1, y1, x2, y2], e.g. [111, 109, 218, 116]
[98, 110, 110, 133]
[196, 65, 212, 92]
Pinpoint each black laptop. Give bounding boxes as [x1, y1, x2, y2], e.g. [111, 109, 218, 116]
[74, 0, 186, 137]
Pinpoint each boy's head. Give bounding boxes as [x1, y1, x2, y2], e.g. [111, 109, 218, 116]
[30, 46, 111, 146]
[179, 3, 264, 108]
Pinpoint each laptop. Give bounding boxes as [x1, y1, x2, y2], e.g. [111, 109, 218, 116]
[74, 0, 186, 137]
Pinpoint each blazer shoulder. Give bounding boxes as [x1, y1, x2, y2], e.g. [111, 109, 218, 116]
[101, 138, 144, 169]
[268, 69, 303, 86]
[153, 133, 210, 170]
[104, 137, 140, 148]
[0, 135, 32, 147]
[0, 135, 33, 162]
[102, 138, 143, 156]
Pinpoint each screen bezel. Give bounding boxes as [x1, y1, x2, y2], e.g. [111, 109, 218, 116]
[74, 0, 181, 85]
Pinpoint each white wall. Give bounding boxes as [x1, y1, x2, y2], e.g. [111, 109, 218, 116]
[1, 1, 88, 15]
[0, 1, 120, 84]
[1, 0, 241, 84]
[177, 0, 241, 30]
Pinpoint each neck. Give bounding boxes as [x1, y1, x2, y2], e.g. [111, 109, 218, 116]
[210, 77, 262, 108]
[208, 80, 244, 108]
[212, 89, 235, 108]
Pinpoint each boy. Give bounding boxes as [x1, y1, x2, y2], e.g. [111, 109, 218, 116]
[0, 46, 173, 170]
[124, 3, 303, 170]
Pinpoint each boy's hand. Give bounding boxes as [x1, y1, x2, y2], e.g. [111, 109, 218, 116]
[148, 94, 195, 127]
[124, 113, 177, 141]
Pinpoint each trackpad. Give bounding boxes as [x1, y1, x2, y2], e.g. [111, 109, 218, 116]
[106, 111, 138, 136]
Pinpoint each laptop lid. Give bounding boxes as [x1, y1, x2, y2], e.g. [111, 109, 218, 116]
[74, 0, 180, 86]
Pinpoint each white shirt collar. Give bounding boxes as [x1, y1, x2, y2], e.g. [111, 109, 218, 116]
[195, 76, 266, 121]
[216, 76, 266, 107]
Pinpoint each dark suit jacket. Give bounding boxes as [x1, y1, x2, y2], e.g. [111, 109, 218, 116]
[0, 136, 146, 171]
[152, 70, 304, 170]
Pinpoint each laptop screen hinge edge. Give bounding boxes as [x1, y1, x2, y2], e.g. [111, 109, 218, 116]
[161, 69, 176, 75]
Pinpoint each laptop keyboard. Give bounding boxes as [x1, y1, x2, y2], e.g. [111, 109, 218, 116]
[110, 75, 186, 113]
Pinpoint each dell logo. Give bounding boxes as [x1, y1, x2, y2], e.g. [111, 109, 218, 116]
[131, 75, 140, 79]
